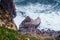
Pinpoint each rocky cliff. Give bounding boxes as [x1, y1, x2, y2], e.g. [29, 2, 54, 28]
[0, 0, 17, 30]
[0, 0, 16, 18]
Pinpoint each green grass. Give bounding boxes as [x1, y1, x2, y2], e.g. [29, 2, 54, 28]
[0, 26, 26, 40]
[0, 26, 40, 40]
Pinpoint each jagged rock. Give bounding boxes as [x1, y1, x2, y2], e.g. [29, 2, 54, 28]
[0, 0, 17, 30]
[19, 16, 41, 34]
[20, 16, 41, 28]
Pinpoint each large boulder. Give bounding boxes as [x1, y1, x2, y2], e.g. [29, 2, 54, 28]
[19, 16, 41, 34]
[20, 16, 41, 28]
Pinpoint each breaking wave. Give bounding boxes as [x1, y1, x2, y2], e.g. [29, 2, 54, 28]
[14, 0, 60, 31]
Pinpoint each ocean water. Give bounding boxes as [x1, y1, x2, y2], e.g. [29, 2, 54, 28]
[14, 0, 60, 31]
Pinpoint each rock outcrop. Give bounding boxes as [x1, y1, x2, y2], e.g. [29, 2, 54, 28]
[0, 0, 17, 30]
[19, 16, 41, 34]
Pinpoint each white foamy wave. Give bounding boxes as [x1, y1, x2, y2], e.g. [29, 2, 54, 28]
[14, 3, 60, 31]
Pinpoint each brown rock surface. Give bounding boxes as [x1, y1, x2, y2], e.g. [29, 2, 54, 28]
[0, 0, 17, 30]
[0, 0, 16, 18]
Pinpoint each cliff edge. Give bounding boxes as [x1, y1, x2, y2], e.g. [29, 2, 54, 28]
[0, 0, 17, 30]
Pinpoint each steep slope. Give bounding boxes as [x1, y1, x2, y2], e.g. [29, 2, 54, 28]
[0, 26, 41, 40]
[0, 0, 41, 40]
[0, 26, 56, 40]
[1, 0, 16, 18]
[0, 0, 17, 30]
[0, 26, 26, 40]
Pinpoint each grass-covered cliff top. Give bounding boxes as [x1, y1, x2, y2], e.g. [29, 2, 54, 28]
[0, 26, 25, 40]
[0, 26, 40, 40]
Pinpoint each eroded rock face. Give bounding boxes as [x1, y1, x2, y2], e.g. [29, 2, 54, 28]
[19, 16, 41, 34]
[0, 0, 17, 30]
[0, 0, 16, 18]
